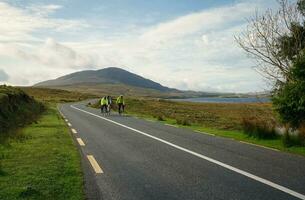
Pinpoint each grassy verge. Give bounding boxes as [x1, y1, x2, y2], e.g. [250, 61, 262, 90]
[0, 105, 84, 200]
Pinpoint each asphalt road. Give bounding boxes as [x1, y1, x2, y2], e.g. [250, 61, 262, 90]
[59, 101, 305, 200]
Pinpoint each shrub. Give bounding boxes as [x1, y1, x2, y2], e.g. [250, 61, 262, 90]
[282, 132, 302, 147]
[156, 115, 165, 121]
[176, 118, 191, 126]
[272, 54, 305, 128]
[283, 125, 305, 147]
[0, 85, 45, 137]
[242, 116, 277, 139]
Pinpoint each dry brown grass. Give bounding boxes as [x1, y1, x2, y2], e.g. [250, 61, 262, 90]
[19, 87, 97, 103]
[115, 98, 275, 131]
[241, 116, 278, 139]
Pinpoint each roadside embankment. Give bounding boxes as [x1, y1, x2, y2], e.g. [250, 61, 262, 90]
[0, 85, 45, 137]
[0, 86, 85, 200]
[0, 105, 84, 200]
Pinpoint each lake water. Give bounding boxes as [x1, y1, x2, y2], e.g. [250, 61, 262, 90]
[170, 97, 270, 103]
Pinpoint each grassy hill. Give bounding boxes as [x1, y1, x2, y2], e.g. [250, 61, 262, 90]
[33, 67, 232, 98]
[35, 67, 174, 92]
[42, 83, 223, 98]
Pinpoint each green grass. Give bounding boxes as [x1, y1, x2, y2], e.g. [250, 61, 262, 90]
[0, 105, 84, 200]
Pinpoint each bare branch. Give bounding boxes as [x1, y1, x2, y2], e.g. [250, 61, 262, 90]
[235, 0, 303, 85]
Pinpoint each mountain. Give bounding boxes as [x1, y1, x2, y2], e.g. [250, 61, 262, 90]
[35, 67, 174, 92]
[34, 67, 236, 98]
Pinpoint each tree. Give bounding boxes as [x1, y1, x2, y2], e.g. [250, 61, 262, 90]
[235, 0, 304, 85]
[236, 0, 305, 128]
[272, 54, 305, 127]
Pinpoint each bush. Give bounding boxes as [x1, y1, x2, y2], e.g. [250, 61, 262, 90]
[282, 125, 305, 147]
[282, 132, 302, 147]
[0, 85, 45, 137]
[176, 118, 191, 126]
[299, 125, 305, 145]
[242, 116, 277, 139]
[272, 54, 305, 128]
[155, 115, 165, 121]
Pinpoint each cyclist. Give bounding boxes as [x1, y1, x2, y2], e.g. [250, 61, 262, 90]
[107, 96, 112, 114]
[116, 95, 125, 115]
[100, 96, 108, 114]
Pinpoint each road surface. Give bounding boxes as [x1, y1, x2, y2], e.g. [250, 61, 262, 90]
[59, 101, 305, 200]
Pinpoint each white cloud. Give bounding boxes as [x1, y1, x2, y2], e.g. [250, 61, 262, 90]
[140, 2, 254, 44]
[0, 1, 274, 92]
[0, 2, 88, 43]
[26, 4, 63, 17]
[0, 69, 9, 81]
[0, 1, 94, 84]
[91, 2, 267, 92]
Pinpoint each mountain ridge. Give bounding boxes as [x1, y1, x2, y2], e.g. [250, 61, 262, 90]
[34, 67, 253, 98]
[35, 67, 175, 92]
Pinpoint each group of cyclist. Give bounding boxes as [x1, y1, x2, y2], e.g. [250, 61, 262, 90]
[100, 95, 125, 115]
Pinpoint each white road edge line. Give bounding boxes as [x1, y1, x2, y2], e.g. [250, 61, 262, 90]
[87, 155, 103, 174]
[165, 124, 178, 128]
[77, 138, 85, 146]
[67, 122, 72, 127]
[195, 130, 215, 136]
[65, 119, 68, 122]
[70, 105, 305, 200]
[71, 128, 77, 134]
[239, 141, 280, 152]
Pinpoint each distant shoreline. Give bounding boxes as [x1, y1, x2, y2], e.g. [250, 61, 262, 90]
[168, 97, 271, 103]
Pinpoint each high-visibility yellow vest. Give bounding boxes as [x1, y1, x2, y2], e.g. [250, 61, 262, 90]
[100, 97, 108, 105]
[116, 96, 124, 104]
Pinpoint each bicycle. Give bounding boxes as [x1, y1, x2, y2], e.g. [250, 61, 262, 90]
[118, 103, 125, 115]
[106, 104, 111, 115]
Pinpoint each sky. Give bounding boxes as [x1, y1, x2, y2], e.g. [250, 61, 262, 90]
[0, 0, 279, 92]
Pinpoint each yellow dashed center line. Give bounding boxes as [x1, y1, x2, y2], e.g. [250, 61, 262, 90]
[87, 155, 103, 174]
[76, 138, 85, 146]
